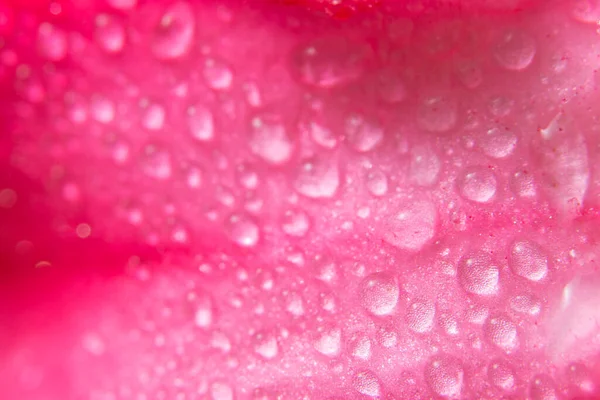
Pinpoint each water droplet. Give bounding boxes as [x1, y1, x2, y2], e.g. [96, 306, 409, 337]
[204, 58, 233, 90]
[409, 145, 441, 186]
[529, 375, 558, 400]
[141, 145, 172, 180]
[152, 2, 195, 60]
[455, 58, 483, 89]
[479, 127, 517, 159]
[281, 209, 310, 237]
[511, 169, 537, 198]
[510, 294, 542, 315]
[285, 292, 305, 316]
[350, 335, 371, 360]
[188, 105, 215, 142]
[493, 29, 536, 71]
[486, 315, 519, 352]
[37, 23, 67, 61]
[107, 0, 137, 10]
[488, 360, 515, 392]
[187, 167, 203, 188]
[425, 355, 464, 398]
[254, 332, 278, 360]
[194, 294, 214, 328]
[0, 188, 17, 209]
[302, 120, 338, 149]
[458, 251, 499, 296]
[366, 168, 388, 197]
[250, 116, 293, 165]
[359, 272, 399, 316]
[376, 69, 407, 102]
[95, 14, 125, 53]
[353, 370, 381, 397]
[382, 199, 437, 251]
[314, 327, 342, 357]
[417, 94, 458, 133]
[458, 168, 497, 203]
[226, 214, 259, 247]
[211, 381, 234, 400]
[141, 102, 165, 131]
[292, 37, 370, 88]
[406, 300, 435, 333]
[509, 240, 548, 281]
[345, 114, 384, 152]
[567, 363, 596, 393]
[571, 0, 600, 23]
[90, 95, 115, 123]
[294, 156, 340, 199]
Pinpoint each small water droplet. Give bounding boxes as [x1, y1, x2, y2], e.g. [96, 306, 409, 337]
[366, 168, 388, 196]
[455, 58, 483, 89]
[409, 145, 441, 186]
[510, 294, 542, 316]
[511, 169, 537, 198]
[141, 145, 172, 180]
[302, 120, 338, 149]
[187, 167, 203, 188]
[285, 292, 305, 316]
[382, 199, 437, 251]
[488, 360, 515, 392]
[314, 327, 342, 357]
[406, 300, 435, 333]
[281, 209, 310, 237]
[458, 251, 499, 296]
[226, 214, 259, 247]
[107, 0, 137, 10]
[141, 101, 166, 131]
[345, 114, 384, 152]
[509, 240, 548, 281]
[417, 94, 458, 133]
[250, 116, 293, 165]
[0, 188, 17, 209]
[294, 156, 340, 199]
[571, 0, 600, 23]
[425, 355, 464, 398]
[194, 294, 214, 328]
[458, 168, 497, 203]
[37, 23, 67, 61]
[480, 127, 517, 159]
[529, 375, 558, 400]
[152, 2, 195, 60]
[204, 58, 233, 90]
[90, 95, 115, 123]
[254, 332, 278, 360]
[211, 381, 234, 400]
[493, 29, 536, 71]
[359, 272, 399, 316]
[95, 14, 125, 53]
[350, 335, 371, 360]
[188, 105, 214, 142]
[486, 315, 519, 352]
[353, 370, 381, 398]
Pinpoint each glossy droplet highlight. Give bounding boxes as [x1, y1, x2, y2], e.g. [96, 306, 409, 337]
[294, 156, 340, 199]
[250, 117, 293, 165]
[494, 29, 536, 71]
[458, 251, 499, 295]
[314, 327, 342, 357]
[486, 315, 519, 352]
[345, 114, 384, 152]
[141, 145, 172, 180]
[425, 355, 464, 398]
[152, 2, 195, 60]
[458, 168, 497, 203]
[281, 209, 310, 237]
[417, 94, 458, 133]
[382, 199, 437, 251]
[353, 370, 381, 397]
[509, 240, 548, 281]
[366, 168, 388, 197]
[37, 23, 68, 61]
[480, 127, 517, 159]
[406, 300, 435, 333]
[95, 14, 125, 53]
[204, 58, 234, 91]
[409, 145, 441, 186]
[188, 105, 214, 141]
[359, 272, 399, 316]
[226, 214, 259, 247]
[489, 360, 516, 392]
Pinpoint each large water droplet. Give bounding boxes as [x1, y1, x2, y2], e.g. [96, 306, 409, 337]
[188, 105, 215, 142]
[406, 300, 435, 333]
[488, 360, 515, 392]
[493, 29, 536, 71]
[294, 156, 340, 199]
[250, 116, 293, 165]
[458, 168, 497, 203]
[485, 315, 519, 352]
[425, 355, 464, 398]
[417, 94, 458, 133]
[479, 127, 517, 159]
[151, 2, 195, 60]
[281, 209, 310, 237]
[95, 14, 125, 54]
[359, 272, 399, 316]
[141, 145, 172, 180]
[409, 145, 441, 186]
[314, 327, 342, 357]
[382, 199, 437, 251]
[345, 114, 384, 152]
[458, 251, 499, 295]
[37, 23, 68, 61]
[365, 168, 388, 197]
[226, 214, 259, 247]
[509, 240, 548, 281]
[292, 37, 370, 88]
[353, 370, 381, 397]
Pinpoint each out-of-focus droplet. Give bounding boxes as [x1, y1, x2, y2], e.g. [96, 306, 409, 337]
[458, 251, 499, 296]
[211, 381, 234, 400]
[188, 105, 215, 142]
[285, 292, 305, 316]
[488, 360, 516, 392]
[493, 29, 536, 71]
[141, 145, 172, 180]
[417, 94, 458, 133]
[511, 169, 537, 198]
[302, 120, 338, 149]
[90, 95, 115, 124]
[359, 272, 399, 316]
[571, 0, 600, 23]
[314, 327, 342, 357]
[0, 188, 17, 209]
[281, 209, 310, 237]
[480, 127, 517, 159]
[107, 0, 137, 10]
[152, 2, 195, 60]
[194, 294, 214, 328]
[458, 168, 497, 203]
[409, 145, 441, 186]
[455, 58, 483, 89]
[407, 300, 435, 333]
[486, 315, 519, 352]
[529, 375, 558, 400]
[345, 114, 384, 152]
[226, 214, 259, 247]
[187, 167, 203, 188]
[425, 355, 464, 398]
[95, 14, 125, 53]
[509, 240, 548, 282]
[382, 199, 437, 251]
[254, 332, 278, 360]
[294, 156, 340, 199]
[365, 168, 388, 197]
[249, 116, 293, 165]
[292, 37, 370, 88]
[204, 58, 233, 90]
[353, 370, 381, 397]
[141, 101, 165, 131]
[37, 23, 67, 61]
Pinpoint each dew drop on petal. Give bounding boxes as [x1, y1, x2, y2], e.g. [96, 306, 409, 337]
[151, 2, 195, 60]
[409, 145, 441, 187]
[188, 105, 215, 142]
[37, 23, 68, 61]
[359, 272, 399, 316]
[457, 251, 499, 296]
[249, 116, 293, 165]
[458, 168, 497, 203]
[107, 0, 137, 10]
[488, 360, 516, 392]
[95, 14, 125, 54]
[493, 29, 536, 71]
[281, 209, 310, 237]
[345, 114, 384, 152]
[382, 199, 437, 251]
[366, 168, 388, 197]
[353, 370, 381, 398]
[226, 214, 259, 248]
[479, 127, 517, 159]
[294, 156, 340, 199]
[204, 58, 234, 91]
[417, 94, 458, 133]
[314, 327, 342, 357]
[425, 355, 464, 398]
[509, 240, 549, 282]
[485, 315, 519, 352]
[406, 300, 436, 333]
[141, 145, 172, 180]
